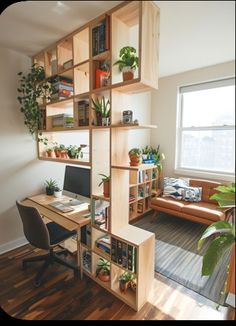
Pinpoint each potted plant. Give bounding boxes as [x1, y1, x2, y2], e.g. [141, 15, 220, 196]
[113, 46, 138, 81]
[17, 64, 53, 141]
[98, 174, 110, 198]
[45, 179, 58, 196]
[119, 271, 134, 294]
[54, 186, 63, 198]
[46, 147, 56, 158]
[129, 148, 142, 166]
[96, 257, 110, 282]
[67, 144, 86, 159]
[96, 61, 110, 88]
[142, 145, 151, 161]
[91, 96, 110, 126]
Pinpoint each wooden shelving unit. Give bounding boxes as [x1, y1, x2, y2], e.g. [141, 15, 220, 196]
[33, 0, 159, 311]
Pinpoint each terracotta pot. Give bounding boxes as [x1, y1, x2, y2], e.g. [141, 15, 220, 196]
[98, 271, 110, 282]
[119, 280, 130, 293]
[123, 71, 134, 81]
[60, 150, 68, 159]
[103, 180, 110, 198]
[129, 155, 141, 166]
[54, 150, 61, 158]
[46, 150, 56, 158]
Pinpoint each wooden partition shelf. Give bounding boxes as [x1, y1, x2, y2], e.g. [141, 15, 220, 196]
[33, 0, 159, 311]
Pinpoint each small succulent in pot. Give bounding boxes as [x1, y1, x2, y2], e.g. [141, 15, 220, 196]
[128, 148, 142, 166]
[45, 179, 58, 196]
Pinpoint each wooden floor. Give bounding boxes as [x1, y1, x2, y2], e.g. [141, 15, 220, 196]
[0, 244, 234, 320]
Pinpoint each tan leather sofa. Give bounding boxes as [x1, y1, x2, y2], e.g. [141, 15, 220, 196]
[150, 179, 232, 225]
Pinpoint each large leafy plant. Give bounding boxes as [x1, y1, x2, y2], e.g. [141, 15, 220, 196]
[17, 63, 52, 140]
[198, 183, 235, 276]
[113, 46, 138, 71]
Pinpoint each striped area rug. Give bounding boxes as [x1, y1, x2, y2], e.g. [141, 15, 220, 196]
[134, 213, 231, 306]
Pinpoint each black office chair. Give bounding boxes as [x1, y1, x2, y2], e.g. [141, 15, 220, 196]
[16, 201, 79, 287]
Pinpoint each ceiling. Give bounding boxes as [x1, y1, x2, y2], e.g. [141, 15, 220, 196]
[0, 1, 235, 77]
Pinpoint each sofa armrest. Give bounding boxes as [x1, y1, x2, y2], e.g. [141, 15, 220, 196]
[153, 189, 163, 197]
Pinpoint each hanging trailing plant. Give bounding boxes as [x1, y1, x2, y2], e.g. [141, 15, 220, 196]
[17, 63, 53, 141]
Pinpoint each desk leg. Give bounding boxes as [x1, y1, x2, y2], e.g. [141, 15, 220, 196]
[77, 227, 82, 280]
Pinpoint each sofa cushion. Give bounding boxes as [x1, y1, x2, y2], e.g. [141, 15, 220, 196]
[181, 202, 226, 221]
[163, 177, 189, 200]
[151, 197, 187, 212]
[182, 186, 202, 202]
[189, 179, 222, 203]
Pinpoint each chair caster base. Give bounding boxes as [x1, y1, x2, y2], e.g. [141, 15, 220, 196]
[33, 279, 41, 288]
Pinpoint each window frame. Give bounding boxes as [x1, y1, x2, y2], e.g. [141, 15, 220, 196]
[175, 77, 235, 181]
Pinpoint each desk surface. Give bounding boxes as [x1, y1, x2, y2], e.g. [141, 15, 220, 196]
[22, 194, 91, 231]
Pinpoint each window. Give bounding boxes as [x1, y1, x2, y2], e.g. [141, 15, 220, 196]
[176, 78, 235, 177]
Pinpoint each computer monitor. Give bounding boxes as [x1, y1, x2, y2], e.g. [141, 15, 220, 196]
[63, 165, 91, 205]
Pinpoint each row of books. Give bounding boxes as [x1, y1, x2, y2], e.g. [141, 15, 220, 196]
[111, 238, 136, 273]
[96, 235, 111, 255]
[78, 100, 89, 126]
[52, 114, 74, 129]
[82, 250, 92, 273]
[92, 15, 110, 56]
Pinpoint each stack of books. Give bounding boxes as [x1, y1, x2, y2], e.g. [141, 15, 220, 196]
[129, 194, 136, 203]
[50, 75, 74, 100]
[96, 235, 111, 255]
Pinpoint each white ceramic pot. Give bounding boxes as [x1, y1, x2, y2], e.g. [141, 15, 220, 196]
[54, 190, 62, 198]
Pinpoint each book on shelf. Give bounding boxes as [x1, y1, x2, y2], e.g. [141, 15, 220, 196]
[52, 114, 74, 128]
[82, 250, 91, 272]
[96, 235, 111, 255]
[81, 225, 91, 247]
[129, 194, 136, 203]
[78, 100, 89, 126]
[92, 15, 110, 57]
[111, 237, 136, 272]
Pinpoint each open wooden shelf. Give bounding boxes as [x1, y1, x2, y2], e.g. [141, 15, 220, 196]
[34, 0, 159, 311]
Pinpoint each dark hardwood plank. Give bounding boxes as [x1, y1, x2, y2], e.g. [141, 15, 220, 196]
[0, 244, 234, 320]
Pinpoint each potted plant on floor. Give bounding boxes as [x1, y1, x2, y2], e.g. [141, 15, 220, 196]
[96, 257, 110, 282]
[129, 148, 142, 166]
[119, 271, 135, 294]
[45, 179, 58, 196]
[98, 174, 110, 198]
[113, 46, 138, 82]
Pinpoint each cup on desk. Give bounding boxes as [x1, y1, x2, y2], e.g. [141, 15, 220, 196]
[54, 189, 62, 198]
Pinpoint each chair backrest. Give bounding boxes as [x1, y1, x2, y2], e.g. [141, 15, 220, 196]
[16, 201, 50, 250]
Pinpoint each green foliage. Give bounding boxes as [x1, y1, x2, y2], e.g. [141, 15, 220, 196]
[119, 271, 134, 282]
[44, 178, 58, 190]
[98, 174, 110, 187]
[17, 64, 53, 139]
[67, 145, 85, 159]
[210, 183, 235, 208]
[198, 183, 235, 276]
[113, 46, 139, 71]
[129, 148, 141, 157]
[96, 258, 110, 276]
[91, 96, 110, 118]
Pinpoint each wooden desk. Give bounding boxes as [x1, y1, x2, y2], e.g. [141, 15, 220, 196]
[22, 194, 91, 275]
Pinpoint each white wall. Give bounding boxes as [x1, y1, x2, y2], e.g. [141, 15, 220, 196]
[151, 61, 235, 182]
[0, 48, 66, 253]
[0, 48, 151, 253]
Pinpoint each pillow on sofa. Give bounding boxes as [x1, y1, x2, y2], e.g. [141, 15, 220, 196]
[163, 177, 189, 200]
[182, 186, 202, 202]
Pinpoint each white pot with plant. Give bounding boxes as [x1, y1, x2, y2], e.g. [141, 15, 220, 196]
[54, 187, 63, 198]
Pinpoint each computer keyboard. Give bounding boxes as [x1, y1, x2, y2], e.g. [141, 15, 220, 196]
[49, 201, 74, 213]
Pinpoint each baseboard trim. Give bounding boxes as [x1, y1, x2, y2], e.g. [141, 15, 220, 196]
[226, 293, 235, 308]
[0, 237, 28, 255]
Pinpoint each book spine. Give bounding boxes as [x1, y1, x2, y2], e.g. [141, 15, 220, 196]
[99, 22, 106, 53]
[105, 14, 110, 51]
[117, 240, 123, 265]
[111, 237, 117, 263]
[128, 244, 133, 271]
[92, 26, 99, 56]
[122, 242, 128, 269]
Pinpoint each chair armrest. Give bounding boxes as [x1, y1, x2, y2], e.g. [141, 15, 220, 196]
[152, 189, 163, 197]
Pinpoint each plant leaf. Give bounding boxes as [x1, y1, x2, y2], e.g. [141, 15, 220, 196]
[210, 192, 236, 208]
[201, 234, 234, 276]
[198, 221, 233, 250]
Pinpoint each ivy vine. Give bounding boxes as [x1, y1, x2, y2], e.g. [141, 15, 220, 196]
[17, 63, 52, 140]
